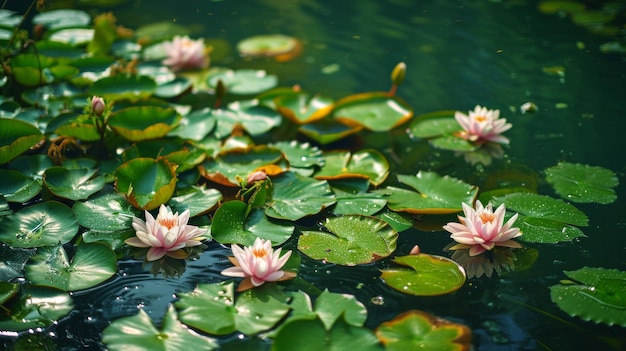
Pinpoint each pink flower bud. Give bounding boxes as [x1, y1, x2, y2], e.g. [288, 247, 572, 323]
[247, 171, 267, 184]
[92, 96, 105, 117]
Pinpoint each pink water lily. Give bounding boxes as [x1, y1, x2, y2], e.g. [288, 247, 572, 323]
[125, 205, 207, 261]
[221, 238, 296, 291]
[443, 201, 522, 256]
[162, 35, 209, 72]
[455, 105, 512, 145]
[91, 96, 105, 117]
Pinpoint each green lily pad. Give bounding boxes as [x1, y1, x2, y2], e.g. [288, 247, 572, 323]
[225, 100, 283, 135]
[298, 215, 397, 265]
[550, 267, 626, 327]
[298, 118, 363, 145]
[43, 166, 105, 200]
[0, 285, 73, 332]
[314, 289, 368, 329]
[492, 192, 588, 243]
[273, 316, 383, 351]
[330, 178, 387, 216]
[108, 106, 181, 142]
[0, 118, 45, 164]
[275, 92, 334, 124]
[211, 200, 294, 246]
[430, 135, 476, 152]
[374, 171, 478, 214]
[545, 162, 618, 204]
[54, 118, 103, 142]
[90, 74, 157, 101]
[333, 92, 413, 132]
[0, 9, 21, 28]
[0, 282, 19, 305]
[168, 185, 222, 217]
[407, 110, 460, 138]
[380, 254, 467, 296]
[315, 149, 390, 186]
[207, 68, 278, 95]
[168, 107, 216, 141]
[175, 281, 291, 335]
[0, 201, 78, 247]
[270, 140, 325, 169]
[237, 34, 299, 58]
[538, 1, 585, 14]
[154, 77, 192, 98]
[103, 306, 218, 351]
[48, 28, 95, 46]
[114, 157, 178, 210]
[266, 171, 336, 221]
[25, 243, 117, 291]
[375, 310, 472, 351]
[200, 145, 284, 186]
[72, 192, 140, 231]
[0, 169, 41, 203]
[33, 9, 91, 30]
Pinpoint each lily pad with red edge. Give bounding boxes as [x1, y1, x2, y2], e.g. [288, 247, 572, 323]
[407, 110, 460, 139]
[43, 166, 105, 200]
[298, 215, 397, 266]
[265, 171, 336, 221]
[114, 157, 178, 210]
[103, 306, 218, 351]
[25, 242, 117, 291]
[237, 34, 302, 62]
[207, 68, 278, 95]
[89, 74, 157, 101]
[491, 192, 588, 243]
[211, 200, 293, 246]
[0, 119, 45, 164]
[315, 149, 390, 186]
[298, 118, 363, 145]
[333, 92, 413, 132]
[0, 201, 78, 248]
[0, 285, 73, 332]
[544, 162, 619, 204]
[200, 145, 284, 187]
[108, 105, 181, 142]
[375, 310, 472, 351]
[0, 169, 41, 203]
[275, 92, 334, 124]
[374, 171, 478, 214]
[379, 254, 466, 296]
[175, 281, 291, 336]
[550, 267, 626, 327]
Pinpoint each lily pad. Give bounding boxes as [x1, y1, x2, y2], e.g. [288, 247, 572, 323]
[265, 171, 336, 221]
[43, 166, 105, 200]
[270, 140, 325, 170]
[330, 178, 387, 216]
[25, 243, 117, 291]
[90, 74, 157, 101]
[374, 171, 478, 214]
[33, 9, 91, 30]
[380, 254, 466, 296]
[103, 306, 218, 351]
[407, 110, 460, 138]
[237, 34, 300, 60]
[550, 267, 626, 327]
[298, 215, 397, 265]
[211, 200, 294, 246]
[298, 118, 363, 145]
[207, 68, 278, 95]
[315, 149, 390, 186]
[72, 192, 140, 231]
[491, 192, 588, 243]
[0, 118, 45, 164]
[314, 289, 368, 329]
[375, 310, 472, 351]
[200, 145, 284, 186]
[108, 106, 181, 142]
[545, 162, 618, 204]
[114, 157, 178, 210]
[0, 201, 78, 248]
[333, 92, 413, 132]
[0, 285, 73, 332]
[0, 169, 41, 203]
[275, 92, 334, 124]
[175, 281, 291, 335]
[168, 185, 222, 217]
[168, 107, 216, 141]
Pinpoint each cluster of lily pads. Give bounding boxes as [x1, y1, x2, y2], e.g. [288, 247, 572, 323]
[0, 4, 624, 351]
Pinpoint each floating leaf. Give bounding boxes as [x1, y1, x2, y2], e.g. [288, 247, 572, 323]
[48, 28, 95, 46]
[550, 267, 626, 327]
[545, 162, 618, 204]
[43, 166, 105, 200]
[90, 74, 157, 101]
[270, 140, 325, 169]
[265, 172, 336, 221]
[380, 254, 466, 296]
[333, 92, 413, 132]
[168, 185, 222, 217]
[237, 34, 301, 61]
[108, 106, 181, 142]
[275, 92, 334, 124]
[492, 192, 588, 243]
[103, 306, 218, 351]
[72, 192, 140, 231]
[0, 119, 45, 164]
[375, 172, 478, 214]
[375, 310, 472, 351]
[315, 149, 389, 186]
[315, 290, 368, 329]
[207, 68, 278, 95]
[406, 110, 460, 138]
[200, 145, 284, 186]
[168, 107, 216, 141]
[33, 9, 91, 30]
[0, 169, 41, 203]
[25, 243, 117, 291]
[298, 215, 397, 265]
[330, 178, 387, 216]
[0, 201, 78, 248]
[114, 157, 178, 210]
[0, 285, 73, 332]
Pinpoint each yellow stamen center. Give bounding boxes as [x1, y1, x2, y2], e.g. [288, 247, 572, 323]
[475, 115, 487, 123]
[479, 212, 495, 224]
[159, 217, 176, 229]
[252, 248, 267, 258]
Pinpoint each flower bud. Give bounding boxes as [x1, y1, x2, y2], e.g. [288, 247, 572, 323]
[91, 96, 105, 117]
[391, 62, 406, 86]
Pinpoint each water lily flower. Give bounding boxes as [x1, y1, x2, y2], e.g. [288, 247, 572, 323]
[125, 205, 207, 261]
[162, 35, 209, 71]
[247, 170, 267, 184]
[443, 201, 522, 256]
[221, 238, 296, 291]
[455, 105, 512, 145]
[91, 96, 105, 117]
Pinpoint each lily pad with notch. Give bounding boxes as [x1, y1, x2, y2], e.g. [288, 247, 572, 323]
[333, 92, 413, 132]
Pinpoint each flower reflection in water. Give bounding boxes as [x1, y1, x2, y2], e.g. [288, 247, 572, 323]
[445, 244, 520, 279]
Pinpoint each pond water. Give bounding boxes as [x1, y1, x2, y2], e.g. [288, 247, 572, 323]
[2, 0, 626, 350]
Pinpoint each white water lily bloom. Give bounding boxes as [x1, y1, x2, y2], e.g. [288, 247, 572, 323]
[455, 105, 512, 145]
[162, 35, 209, 72]
[443, 201, 522, 256]
[125, 205, 207, 261]
[221, 238, 296, 291]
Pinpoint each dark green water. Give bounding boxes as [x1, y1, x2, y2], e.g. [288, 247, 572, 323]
[4, 0, 626, 350]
